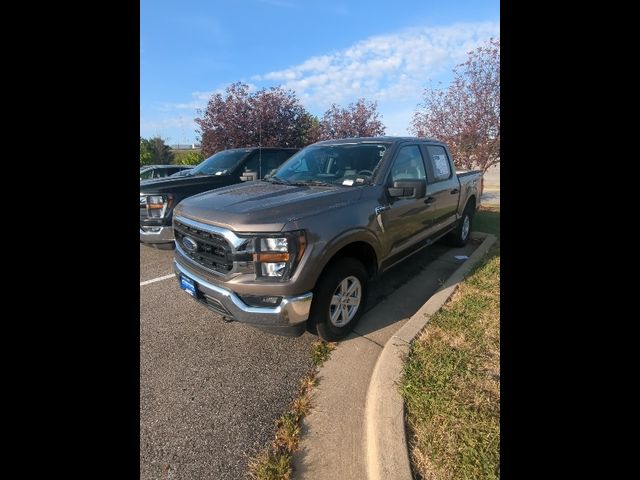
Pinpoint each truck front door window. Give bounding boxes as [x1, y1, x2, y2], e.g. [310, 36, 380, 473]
[390, 145, 427, 182]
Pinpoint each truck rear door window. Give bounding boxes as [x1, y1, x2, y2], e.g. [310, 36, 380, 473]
[426, 145, 451, 181]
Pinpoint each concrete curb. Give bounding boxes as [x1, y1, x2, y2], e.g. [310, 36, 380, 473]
[364, 232, 497, 480]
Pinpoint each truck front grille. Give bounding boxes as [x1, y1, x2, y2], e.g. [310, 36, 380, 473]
[174, 219, 233, 274]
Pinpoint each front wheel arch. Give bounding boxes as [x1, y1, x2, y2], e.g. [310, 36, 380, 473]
[307, 257, 369, 341]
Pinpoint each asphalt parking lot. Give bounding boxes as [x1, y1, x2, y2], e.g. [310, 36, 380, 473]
[140, 238, 469, 479]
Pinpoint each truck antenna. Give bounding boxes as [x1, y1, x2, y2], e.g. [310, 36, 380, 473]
[259, 121, 262, 180]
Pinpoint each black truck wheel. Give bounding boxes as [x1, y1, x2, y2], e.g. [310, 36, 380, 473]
[446, 204, 474, 247]
[310, 258, 368, 341]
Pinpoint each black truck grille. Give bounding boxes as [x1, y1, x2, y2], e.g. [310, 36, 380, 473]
[174, 219, 234, 274]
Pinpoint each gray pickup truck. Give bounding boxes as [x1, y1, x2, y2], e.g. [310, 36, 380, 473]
[172, 137, 482, 340]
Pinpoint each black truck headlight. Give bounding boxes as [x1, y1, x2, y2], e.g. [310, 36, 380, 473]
[143, 194, 173, 219]
[252, 231, 306, 280]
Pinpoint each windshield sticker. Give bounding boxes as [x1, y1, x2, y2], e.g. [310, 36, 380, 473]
[432, 155, 449, 177]
[355, 178, 365, 183]
[342, 179, 354, 186]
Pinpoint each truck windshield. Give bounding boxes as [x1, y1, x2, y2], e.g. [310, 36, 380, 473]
[140, 169, 154, 180]
[190, 149, 250, 176]
[270, 143, 390, 187]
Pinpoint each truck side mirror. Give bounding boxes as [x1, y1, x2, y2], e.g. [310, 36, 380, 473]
[241, 170, 258, 182]
[387, 180, 426, 199]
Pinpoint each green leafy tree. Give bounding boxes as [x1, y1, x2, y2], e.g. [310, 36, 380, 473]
[140, 137, 153, 166]
[148, 137, 174, 165]
[173, 150, 204, 165]
[301, 113, 322, 145]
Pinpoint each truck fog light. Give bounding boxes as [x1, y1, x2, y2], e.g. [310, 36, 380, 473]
[239, 294, 283, 307]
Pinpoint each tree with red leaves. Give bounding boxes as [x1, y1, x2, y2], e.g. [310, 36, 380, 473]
[195, 82, 316, 157]
[319, 98, 386, 140]
[411, 38, 500, 172]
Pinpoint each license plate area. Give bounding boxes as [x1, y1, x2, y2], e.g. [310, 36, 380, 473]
[180, 274, 197, 297]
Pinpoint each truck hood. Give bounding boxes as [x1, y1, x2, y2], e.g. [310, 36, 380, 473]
[174, 180, 364, 232]
[140, 173, 231, 194]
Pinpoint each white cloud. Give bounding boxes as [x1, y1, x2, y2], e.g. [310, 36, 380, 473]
[141, 20, 498, 143]
[259, 21, 499, 108]
[169, 90, 218, 110]
[160, 83, 259, 112]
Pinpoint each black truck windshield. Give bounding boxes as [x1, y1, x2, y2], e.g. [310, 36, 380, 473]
[190, 149, 250, 176]
[271, 143, 390, 186]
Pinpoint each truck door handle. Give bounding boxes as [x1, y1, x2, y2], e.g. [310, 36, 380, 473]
[450, 189, 459, 194]
[424, 197, 436, 205]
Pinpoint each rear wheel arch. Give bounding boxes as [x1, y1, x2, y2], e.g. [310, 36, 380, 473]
[464, 195, 477, 214]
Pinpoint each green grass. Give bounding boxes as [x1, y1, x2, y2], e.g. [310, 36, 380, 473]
[473, 205, 500, 240]
[401, 207, 500, 480]
[248, 341, 336, 480]
[310, 340, 337, 366]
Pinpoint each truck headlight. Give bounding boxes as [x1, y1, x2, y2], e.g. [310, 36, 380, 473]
[252, 231, 306, 280]
[142, 194, 173, 219]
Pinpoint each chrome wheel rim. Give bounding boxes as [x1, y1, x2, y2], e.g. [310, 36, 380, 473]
[462, 215, 470, 240]
[329, 276, 362, 327]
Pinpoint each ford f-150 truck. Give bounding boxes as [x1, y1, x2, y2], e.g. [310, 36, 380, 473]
[140, 147, 298, 246]
[172, 137, 482, 340]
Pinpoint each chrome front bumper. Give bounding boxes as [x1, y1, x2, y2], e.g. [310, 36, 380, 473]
[173, 260, 313, 331]
[140, 225, 174, 243]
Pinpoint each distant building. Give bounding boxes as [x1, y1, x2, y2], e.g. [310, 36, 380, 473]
[170, 144, 201, 150]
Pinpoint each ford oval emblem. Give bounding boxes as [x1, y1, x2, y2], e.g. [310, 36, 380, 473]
[182, 236, 198, 253]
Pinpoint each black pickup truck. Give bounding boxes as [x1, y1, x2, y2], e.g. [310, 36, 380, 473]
[172, 137, 483, 339]
[140, 147, 298, 246]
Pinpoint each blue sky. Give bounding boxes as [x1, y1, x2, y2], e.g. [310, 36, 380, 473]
[141, 0, 499, 145]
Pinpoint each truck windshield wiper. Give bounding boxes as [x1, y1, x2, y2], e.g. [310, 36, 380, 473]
[263, 175, 291, 185]
[290, 180, 334, 187]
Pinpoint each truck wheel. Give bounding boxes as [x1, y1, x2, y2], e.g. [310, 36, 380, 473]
[446, 205, 474, 247]
[310, 258, 368, 341]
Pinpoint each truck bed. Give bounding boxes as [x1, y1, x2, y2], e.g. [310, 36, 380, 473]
[456, 169, 484, 211]
[456, 169, 483, 177]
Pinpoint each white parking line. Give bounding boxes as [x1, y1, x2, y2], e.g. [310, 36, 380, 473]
[140, 274, 175, 286]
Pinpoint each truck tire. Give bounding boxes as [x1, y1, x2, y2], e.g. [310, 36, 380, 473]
[310, 258, 368, 341]
[446, 204, 474, 247]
